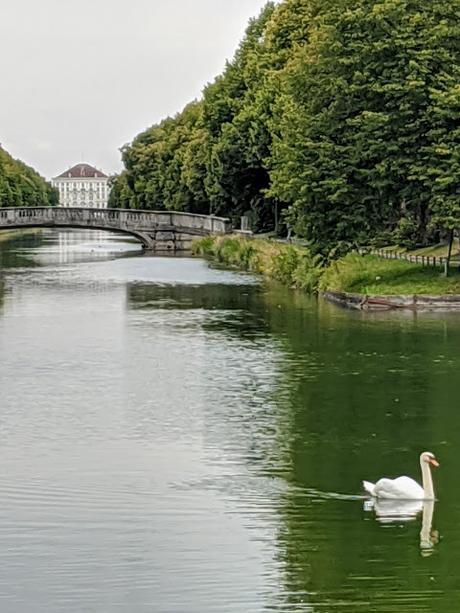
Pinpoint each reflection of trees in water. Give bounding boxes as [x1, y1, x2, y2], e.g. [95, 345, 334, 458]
[258, 285, 460, 492]
[256, 288, 460, 611]
[127, 283, 272, 340]
[0, 231, 44, 310]
[0, 251, 39, 270]
[128, 282, 260, 311]
[0, 231, 44, 270]
[274, 490, 446, 611]
[127, 278, 460, 611]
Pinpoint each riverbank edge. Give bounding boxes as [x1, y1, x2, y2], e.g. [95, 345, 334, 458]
[321, 290, 460, 311]
[193, 235, 460, 311]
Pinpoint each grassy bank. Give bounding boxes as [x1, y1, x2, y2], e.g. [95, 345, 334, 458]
[193, 236, 460, 296]
[379, 239, 460, 259]
[193, 235, 323, 292]
[320, 254, 460, 295]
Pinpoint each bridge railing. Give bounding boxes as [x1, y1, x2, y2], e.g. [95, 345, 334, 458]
[0, 207, 232, 234]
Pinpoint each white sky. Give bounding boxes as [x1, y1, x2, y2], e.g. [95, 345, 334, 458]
[0, 0, 272, 179]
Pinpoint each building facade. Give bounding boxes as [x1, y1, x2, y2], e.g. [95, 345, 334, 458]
[52, 163, 110, 208]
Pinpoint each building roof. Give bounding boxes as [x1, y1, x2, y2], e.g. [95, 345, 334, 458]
[55, 163, 108, 179]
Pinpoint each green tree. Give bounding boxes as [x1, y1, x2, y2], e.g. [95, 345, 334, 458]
[424, 77, 460, 272]
[0, 145, 57, 208]
[270, 0, 460, 254]
[111, 0, 460, 254]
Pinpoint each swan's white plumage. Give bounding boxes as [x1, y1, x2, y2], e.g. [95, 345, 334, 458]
[372, 476, 425, 500]
[363, 451, 438, 500]
[363, 480, 375, 496]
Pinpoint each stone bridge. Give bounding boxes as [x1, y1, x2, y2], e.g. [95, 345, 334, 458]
[0, 207, 232, 251]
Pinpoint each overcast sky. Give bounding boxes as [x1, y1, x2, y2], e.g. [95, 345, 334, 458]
[0, 0, 272, 179]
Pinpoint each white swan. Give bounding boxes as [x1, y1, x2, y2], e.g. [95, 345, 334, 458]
[363, 451, 439, 500]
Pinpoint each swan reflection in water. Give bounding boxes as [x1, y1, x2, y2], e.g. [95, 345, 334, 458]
[364, 499, 439, 556]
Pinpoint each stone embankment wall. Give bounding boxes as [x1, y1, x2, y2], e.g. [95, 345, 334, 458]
[322, 291, 460, 311]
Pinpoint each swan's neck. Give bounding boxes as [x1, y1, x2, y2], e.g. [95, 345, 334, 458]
[420, 459, 435, 500]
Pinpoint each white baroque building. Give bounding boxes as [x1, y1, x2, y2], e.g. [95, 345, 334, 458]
[52, 163, 110, 208]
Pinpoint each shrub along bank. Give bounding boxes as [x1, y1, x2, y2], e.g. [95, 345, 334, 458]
[193, 235, 323, 293]
[193, 236, 460, 296]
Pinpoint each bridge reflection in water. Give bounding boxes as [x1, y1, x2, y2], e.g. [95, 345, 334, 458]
[0, 207, 231, 251]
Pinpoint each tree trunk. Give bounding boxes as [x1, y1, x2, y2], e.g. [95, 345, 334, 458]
[444, 229, 454, 277]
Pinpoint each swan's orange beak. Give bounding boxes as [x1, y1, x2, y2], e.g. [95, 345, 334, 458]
[430, 458, 439, 467]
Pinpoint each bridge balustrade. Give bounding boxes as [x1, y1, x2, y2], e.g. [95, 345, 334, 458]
[0, 206, 231, 250]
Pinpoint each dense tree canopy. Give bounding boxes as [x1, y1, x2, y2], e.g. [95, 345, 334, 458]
[110, 0, 460, 255]
[0, 146, 57, 208]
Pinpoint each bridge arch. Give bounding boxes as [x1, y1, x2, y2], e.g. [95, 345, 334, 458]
[0, 207, 232, 251]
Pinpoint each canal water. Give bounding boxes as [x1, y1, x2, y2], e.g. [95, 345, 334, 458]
[0, 229, 460, 612]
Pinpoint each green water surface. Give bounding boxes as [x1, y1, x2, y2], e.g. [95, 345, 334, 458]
[0, 229, 459, 612]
